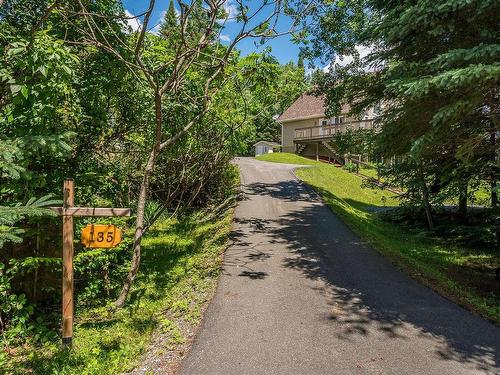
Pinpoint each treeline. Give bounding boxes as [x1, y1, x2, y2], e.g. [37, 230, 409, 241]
[0, 0, 305, 349]
[302, 0, 499, 230]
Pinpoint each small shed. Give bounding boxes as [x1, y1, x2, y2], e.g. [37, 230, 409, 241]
[254, 141, 281, 156]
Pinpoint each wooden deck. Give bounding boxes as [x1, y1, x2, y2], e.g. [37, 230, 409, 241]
[294, 120, 374, 142]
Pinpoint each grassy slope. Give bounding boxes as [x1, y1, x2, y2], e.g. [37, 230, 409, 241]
[255, 152, 318, 165]
[359, 165, 379, 180]
[12, 212, 232, 374]
[257, 153, 499, 324]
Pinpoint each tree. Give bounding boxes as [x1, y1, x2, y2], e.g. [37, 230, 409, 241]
[302, 0, 500, 226]
[0, 25, 80, 242]
[160, 0, 177, 37]
[231, 53, 307, 153]
[60, 0, 307, 307]
[297, 54, 304, 69]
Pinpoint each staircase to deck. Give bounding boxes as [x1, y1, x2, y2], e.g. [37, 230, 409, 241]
[321, 141, 344, 165]
[297, 144, 307, 154]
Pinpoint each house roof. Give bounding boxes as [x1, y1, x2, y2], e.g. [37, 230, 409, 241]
[278, 92, 352, 123]
[277, 93, 326, 123]
[253, 141, 281, 147]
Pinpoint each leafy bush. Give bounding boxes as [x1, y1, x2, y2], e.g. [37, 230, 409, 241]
[0, 260, 57, 348]
[381, 206, 499, 249]
[343, 162, 357, 173]
[74, 229, 133, 307]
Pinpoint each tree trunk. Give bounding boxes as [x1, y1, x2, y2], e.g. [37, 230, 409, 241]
[419, 163, 434, 230]
[491, 129, 498, 207]
[458, 182, 468, 220]
[115, 91, 163, 307]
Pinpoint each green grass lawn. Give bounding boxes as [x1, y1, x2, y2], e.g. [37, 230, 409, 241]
[9, 212, 233, 374]
[256, 152, 318, 165]
[359, 164, 379, 180]
[257, 153, 500, 324]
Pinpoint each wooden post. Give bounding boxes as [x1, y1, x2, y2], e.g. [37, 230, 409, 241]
[62, 179, 74, 347]
[316, 142, 319, 161]
[50, 181, 130, 347]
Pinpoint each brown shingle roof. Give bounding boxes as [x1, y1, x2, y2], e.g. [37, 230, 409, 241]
[278, 93, 326, 122]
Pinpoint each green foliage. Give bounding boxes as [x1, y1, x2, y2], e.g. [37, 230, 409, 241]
[0, 258, 58, 349]
[343, 162, 357, 173]
[0, 28, 78, 197]
[7, 212, 233, 374]
[329, 128, 377, 158]
[305, 0, 499, 221]
[0, 262, 34, 346]
[0, 195, 61, 247]
[227, 53, 307, 155]
[383, 206, 499, 249]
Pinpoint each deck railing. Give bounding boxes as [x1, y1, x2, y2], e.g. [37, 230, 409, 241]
[294, 120, 374, 141]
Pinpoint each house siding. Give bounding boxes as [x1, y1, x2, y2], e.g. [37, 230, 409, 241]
[281, 118, 319, 152]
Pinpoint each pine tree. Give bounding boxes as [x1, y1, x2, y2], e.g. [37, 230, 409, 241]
[307, 0, 500, 219]
[297, 55, 304, 69]
[159, 0, 178, 39]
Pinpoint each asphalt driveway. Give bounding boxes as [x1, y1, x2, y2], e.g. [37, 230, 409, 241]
[179, 157, 499, 375]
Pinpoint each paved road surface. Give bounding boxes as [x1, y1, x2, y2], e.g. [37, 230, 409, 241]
[180, 157, 499, 375]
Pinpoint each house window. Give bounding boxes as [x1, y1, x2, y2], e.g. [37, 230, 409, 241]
[320, 119, 328, 126]
[331, 116, 344, 125]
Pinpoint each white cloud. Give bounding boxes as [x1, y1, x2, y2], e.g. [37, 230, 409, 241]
[149, 10, 166, 35]
[124, 10, 142, 32]
[323, 45, 374, 73]
[150, 24, 162, 35]
[223, 1, 239, 22]
[306, 66, 319, 76]
[158, 10, 167, 21]
[219, 34, 231, 42]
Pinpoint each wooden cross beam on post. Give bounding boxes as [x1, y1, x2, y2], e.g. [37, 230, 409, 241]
[50, 179, 131, 347]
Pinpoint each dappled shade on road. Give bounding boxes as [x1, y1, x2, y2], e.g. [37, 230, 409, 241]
[180, 158, 499, 375]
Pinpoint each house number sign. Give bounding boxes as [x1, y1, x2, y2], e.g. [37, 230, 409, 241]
[81, 224, 122, 248]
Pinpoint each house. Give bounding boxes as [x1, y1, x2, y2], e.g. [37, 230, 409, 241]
[254, 141, 281, 156]
[278, 93, 377, 162]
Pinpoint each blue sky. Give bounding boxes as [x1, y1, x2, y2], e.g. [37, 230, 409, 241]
[122, 0, 302, 64]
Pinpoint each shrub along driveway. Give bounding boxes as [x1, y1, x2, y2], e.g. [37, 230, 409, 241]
[180, 157, 499, 375]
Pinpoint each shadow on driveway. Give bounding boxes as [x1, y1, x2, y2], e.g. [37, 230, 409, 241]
[236, 177, 500, 373]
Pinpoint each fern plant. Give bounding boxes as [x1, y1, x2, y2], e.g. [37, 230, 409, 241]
[0, 195, 61, 248]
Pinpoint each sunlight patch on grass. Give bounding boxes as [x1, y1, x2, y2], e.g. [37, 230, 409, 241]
[15, 212, 233, 374]
[256, 152, 319, 165]
[297, 163, 399, 208]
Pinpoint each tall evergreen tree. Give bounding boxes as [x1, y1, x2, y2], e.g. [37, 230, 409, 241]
[303, 0, 500, 222]
[297, 55, 304, 69]
[159, 0, 177, 38]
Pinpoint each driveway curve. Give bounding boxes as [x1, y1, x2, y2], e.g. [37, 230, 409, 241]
[180, 157, 499, 375]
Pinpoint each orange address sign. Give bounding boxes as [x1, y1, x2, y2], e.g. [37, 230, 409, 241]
[81, 224, 122, 248]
